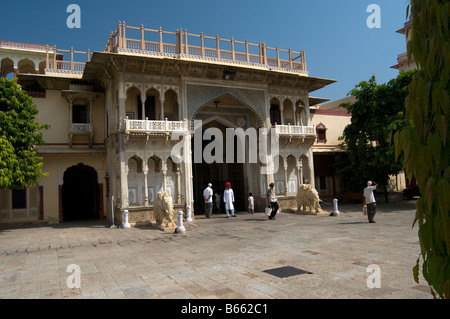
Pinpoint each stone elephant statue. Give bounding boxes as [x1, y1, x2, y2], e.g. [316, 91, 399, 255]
[296, 184, 321, 214]
[154, 191, 176, 228]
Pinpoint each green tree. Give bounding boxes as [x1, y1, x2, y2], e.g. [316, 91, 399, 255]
[336, 70, 416, 198]
[0, 77, 48, 190]
[394, 0, 450, 299]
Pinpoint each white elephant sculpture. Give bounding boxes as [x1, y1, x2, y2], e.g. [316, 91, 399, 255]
[296, 184, 321, 214]
[154, 191, 176, 228]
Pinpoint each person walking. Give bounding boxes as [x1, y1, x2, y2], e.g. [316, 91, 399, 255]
[223, 182, 236, 217]
[363, 180, 379, 223]
[203, 183, 213, 218]
[248, 192, 254, 214]
[267, 182, 278, 220]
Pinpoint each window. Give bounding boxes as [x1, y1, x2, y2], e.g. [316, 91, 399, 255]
[12, 189, 27, 209]
[73, 104, 88, 123]
[270, 104, 281, 125]
[316, 122, 327, 143]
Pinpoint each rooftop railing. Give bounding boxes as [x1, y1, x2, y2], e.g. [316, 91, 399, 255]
[45, 47, 92, 74]
[4, 23, 307, 75]
[105, 22, 307, 73]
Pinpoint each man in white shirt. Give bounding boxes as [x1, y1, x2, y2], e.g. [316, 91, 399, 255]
[363, 181, 378, 223]
[266, 182, 278, 220]
[223, 182, 236, 217]
[203, 183, 213, 218]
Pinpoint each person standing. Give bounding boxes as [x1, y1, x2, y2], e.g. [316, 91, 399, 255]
[248, 192, 254, 214]
[203, 183, 213, 218]
[214, 191, 221, 213]
[267, 182, 278, 220]
[223, 182, 236, 217]
[363, 181, 379, 223]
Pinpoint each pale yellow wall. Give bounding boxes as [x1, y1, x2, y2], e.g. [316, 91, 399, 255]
[40, 154, 107, 222]
[310, 113, 351, 146]
[35, 90, 69, 144]
[34, 90, 105, 145]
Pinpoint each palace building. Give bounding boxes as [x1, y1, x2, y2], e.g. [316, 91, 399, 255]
[0, 23, 336, 226]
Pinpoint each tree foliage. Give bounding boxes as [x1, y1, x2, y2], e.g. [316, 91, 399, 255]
[336, 70, 416, 195]
[394, 0, 450, 299]
[0, 77, 48, 190]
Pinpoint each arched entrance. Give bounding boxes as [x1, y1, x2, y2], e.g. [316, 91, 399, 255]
[61, 163, 100, 221]
[191, 93, 263, 215]
[193, 120, 246, 214]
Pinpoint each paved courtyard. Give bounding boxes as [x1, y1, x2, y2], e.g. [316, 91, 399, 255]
[0, 200, 433, 300]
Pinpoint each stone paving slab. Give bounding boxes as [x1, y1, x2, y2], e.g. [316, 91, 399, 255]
[0, 200, 434, 300]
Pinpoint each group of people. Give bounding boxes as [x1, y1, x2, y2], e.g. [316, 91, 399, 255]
[203, 180, 379, 223]
[202, 182, 279, 220]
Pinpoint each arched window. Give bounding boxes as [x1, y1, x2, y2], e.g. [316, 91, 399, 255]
[316, 122, 327, 143]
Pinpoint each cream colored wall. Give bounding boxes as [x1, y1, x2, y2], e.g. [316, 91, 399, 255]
[40, 154, 107, 222]
[35, 90, 69, 144]
[34, 90, 105, 145]
[310, 113, 351, 145]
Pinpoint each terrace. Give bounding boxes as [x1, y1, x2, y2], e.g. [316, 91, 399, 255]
[8, 23, 307, 76]
[105, 23, 307, 75]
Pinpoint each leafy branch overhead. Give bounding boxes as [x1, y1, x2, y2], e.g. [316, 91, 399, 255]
[395, 0, 450, 299]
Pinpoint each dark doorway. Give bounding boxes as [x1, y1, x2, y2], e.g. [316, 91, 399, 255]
[138, 96, 156, 120]
[270, 104, 281, 125]
[62, 163, 100, 221]
[192, 121, 245, 215]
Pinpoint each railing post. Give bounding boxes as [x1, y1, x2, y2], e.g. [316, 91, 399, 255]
[122, 21, 126, 49]
[276, 46, 280, 67]
[216, 34, 220, 59]
[118, 21, 122, 48]
[53, 46, 57, 69]
[289, 48, 293, 69]
[141, 24, 145, 50]
[159, 26, 163, 53]
[200, 32, 205, 56]
[245, 40, 249, 62]
[259, 42, 263, 64]
[46, 45, 50, 69]
[70, 47, 74, 71]
[231, 37, 235, 60]
[184, 29, 189, 55]
[87, 49, 91, 62]
[302, 50, 307, 71]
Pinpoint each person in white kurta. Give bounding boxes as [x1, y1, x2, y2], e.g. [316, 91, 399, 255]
[223, 182, 236, 217]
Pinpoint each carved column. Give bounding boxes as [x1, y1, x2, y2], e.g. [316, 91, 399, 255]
[307, 150, 316, 189]
[160, 97, 165, 120]
[141, 95, 146, 120]
[120, 148, 129, 208]
[176, 164, 182, 204]
[283, 157, 288, 196]
[143, 164, 149, 206]
[297, 159, 303, 186]
[161, 159, 167, 192]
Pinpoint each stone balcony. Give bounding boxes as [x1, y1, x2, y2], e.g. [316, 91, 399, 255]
[124, 118, 189, 143]
[274, 124, 316, 137]
[69, 123, 94, 147]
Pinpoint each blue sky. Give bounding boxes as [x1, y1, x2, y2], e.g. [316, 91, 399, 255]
[0, 0, 410, 102]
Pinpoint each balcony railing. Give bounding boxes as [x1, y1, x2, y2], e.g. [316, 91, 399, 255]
[125, 119, 189, 134]
[105, 23, 307, 74]
[69, 123, 94, 147]
[274, 124, 316, 137]
[70, 123, 92, 134]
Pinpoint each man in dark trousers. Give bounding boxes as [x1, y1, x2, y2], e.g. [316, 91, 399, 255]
[267, 182, 278, 220]
[363, 181, 379, 223]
